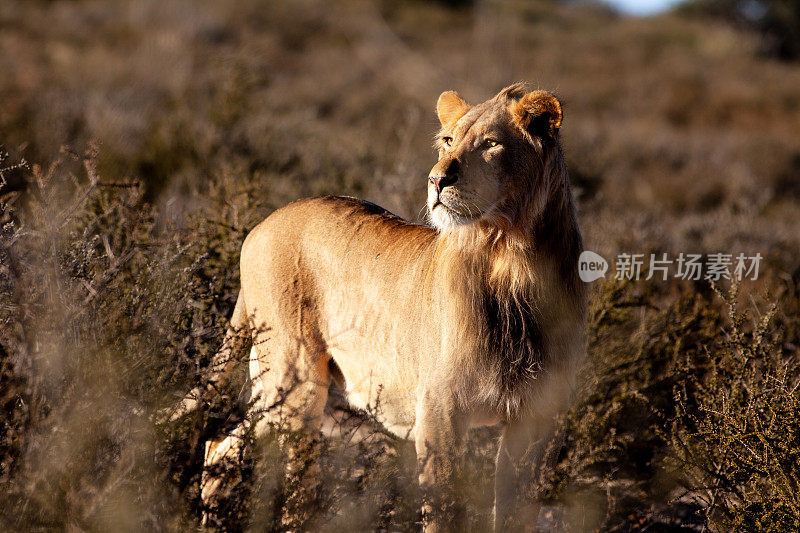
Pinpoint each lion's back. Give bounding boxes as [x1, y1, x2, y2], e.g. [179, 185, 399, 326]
[238, 196, 437, 323]
[241, 196, 431, 264]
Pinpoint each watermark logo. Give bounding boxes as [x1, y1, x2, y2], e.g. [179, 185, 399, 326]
[579, 251, 762, 283]
[579, 250, 609, 282]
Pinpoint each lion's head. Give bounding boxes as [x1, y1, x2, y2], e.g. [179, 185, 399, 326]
[427, 83, 565, 235]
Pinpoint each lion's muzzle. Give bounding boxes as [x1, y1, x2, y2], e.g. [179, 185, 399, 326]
[428, 158, 460, 193]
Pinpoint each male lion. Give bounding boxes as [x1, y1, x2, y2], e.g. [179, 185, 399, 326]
[180, 83, 586, 530]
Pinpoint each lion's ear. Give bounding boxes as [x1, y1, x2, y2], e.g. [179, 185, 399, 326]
[437, 91, 470, 126]
[511, 91, 562, 140]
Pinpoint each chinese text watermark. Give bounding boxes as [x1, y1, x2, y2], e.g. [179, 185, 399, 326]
[579, 251, 762, 283]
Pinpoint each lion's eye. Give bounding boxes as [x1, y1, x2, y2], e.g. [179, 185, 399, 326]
[442, 136, 453, 148]
[484, 139, 499, 149]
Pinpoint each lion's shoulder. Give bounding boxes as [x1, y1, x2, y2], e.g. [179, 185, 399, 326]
[244, 196, 434, 262]
[308, 195, 400, 220]
[280, 196, 431, 235]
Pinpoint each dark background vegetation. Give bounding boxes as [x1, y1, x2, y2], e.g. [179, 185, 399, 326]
[1, 0, 800, 530]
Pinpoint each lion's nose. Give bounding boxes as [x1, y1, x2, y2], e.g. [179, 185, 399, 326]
[428, 160, 459, 192]
[428, 173, 457, 193]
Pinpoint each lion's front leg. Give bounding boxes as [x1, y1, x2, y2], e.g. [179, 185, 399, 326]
[494, 380, 573, 532]
[414, 390, 468, 532]
[493, 416, 557, 532]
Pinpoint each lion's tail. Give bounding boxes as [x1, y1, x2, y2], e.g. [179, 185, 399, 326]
[165, 293, 250, 422]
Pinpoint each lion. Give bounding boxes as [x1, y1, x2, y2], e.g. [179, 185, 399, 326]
[177, 83, 587, 531]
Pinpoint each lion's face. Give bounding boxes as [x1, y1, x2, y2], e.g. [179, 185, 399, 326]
[427, 85, 563, 231]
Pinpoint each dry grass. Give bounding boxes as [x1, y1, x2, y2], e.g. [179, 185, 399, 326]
[1, 0, 800, 530]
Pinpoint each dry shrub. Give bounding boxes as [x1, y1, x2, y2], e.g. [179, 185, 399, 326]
[669, 284, 800, 531]
[0, 146, 239, 529]
[542, 276, 800, 531]
[542, 278, 720, 530]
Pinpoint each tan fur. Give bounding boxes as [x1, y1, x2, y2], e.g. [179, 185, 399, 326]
[511, 90, 563, 137]
[197, 84, 587, 531]
[437, 90, 471, 126]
